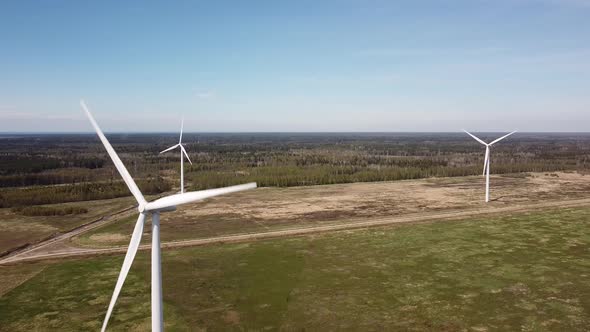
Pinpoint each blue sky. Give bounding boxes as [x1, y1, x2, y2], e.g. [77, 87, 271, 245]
[1, 0, 589, 132]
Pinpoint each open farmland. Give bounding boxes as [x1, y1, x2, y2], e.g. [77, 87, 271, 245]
[1, 133, 590, 331]
[72, 171, 590, 249]
[1, 132, 588, 260]
[2, 206, 590, 331]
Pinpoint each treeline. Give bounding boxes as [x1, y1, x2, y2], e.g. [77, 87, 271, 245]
[0, 177, 171, 208]
[187, 162, 571, 190]
[11, 205, 88, 216]
[0, 168, 104, 187]
[0, 155, 105, 175]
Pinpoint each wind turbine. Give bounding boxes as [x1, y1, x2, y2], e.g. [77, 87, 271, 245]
[160, 118, 191, 193]
[80, 100, 256, 332]
[463, 130, 517, 203]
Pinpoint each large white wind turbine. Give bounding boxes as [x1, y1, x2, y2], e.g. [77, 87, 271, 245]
[160, 118, 191, 193]
[463, 130, 517, 203]
[81, 100, 256, 332]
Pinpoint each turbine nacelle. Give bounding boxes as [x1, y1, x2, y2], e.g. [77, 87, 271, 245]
[138, 203, 176, 213]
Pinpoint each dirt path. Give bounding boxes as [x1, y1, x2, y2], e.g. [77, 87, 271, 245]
[2, 197, 589, 265]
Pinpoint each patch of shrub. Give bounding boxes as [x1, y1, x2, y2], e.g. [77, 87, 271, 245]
[11, 206, 89, 216]
[0, 177, 171, 208]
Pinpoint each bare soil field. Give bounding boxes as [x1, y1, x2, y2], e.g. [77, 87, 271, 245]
[73, 172, 590, 248]
[0, 196, 137, 254]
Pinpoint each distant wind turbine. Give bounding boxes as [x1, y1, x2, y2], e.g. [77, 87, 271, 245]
[160, 118, 192, 193]
[463, 130, 517, 203]
[81, 100, 257, 332]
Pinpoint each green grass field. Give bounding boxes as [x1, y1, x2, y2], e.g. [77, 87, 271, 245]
[2, 207, 590, 331]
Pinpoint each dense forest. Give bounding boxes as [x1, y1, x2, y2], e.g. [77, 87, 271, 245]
[1, 132, 589, 207]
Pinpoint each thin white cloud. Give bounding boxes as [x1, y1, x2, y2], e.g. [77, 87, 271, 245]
[435, 48, 590, 73]
[355, 47, 509, 57]
[474, 0, 590, 8]
[0, 111, 79, 121]
[194, 90, 216, 99]
[536, 0, 590, 7]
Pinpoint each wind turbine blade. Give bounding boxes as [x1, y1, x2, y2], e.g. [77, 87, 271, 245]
[179, 117, 184, 144]
[145, 182, 257, 211]
[159, 144, 180, 154]
[181, 145, 192, 165]
[463, 129, 488, 146]
[81, 100, 146, 206]
[101, 213, 146, 332]
[489, 131, 517, 146]
[483, 147, 490, 176]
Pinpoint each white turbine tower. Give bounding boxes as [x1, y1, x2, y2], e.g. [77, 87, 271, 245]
[463, 130, 517, 203]
[160, 118, 191, 193]
[80, 100, 257, 332]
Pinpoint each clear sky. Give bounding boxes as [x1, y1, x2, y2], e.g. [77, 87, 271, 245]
[1, 0, 589, 132]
